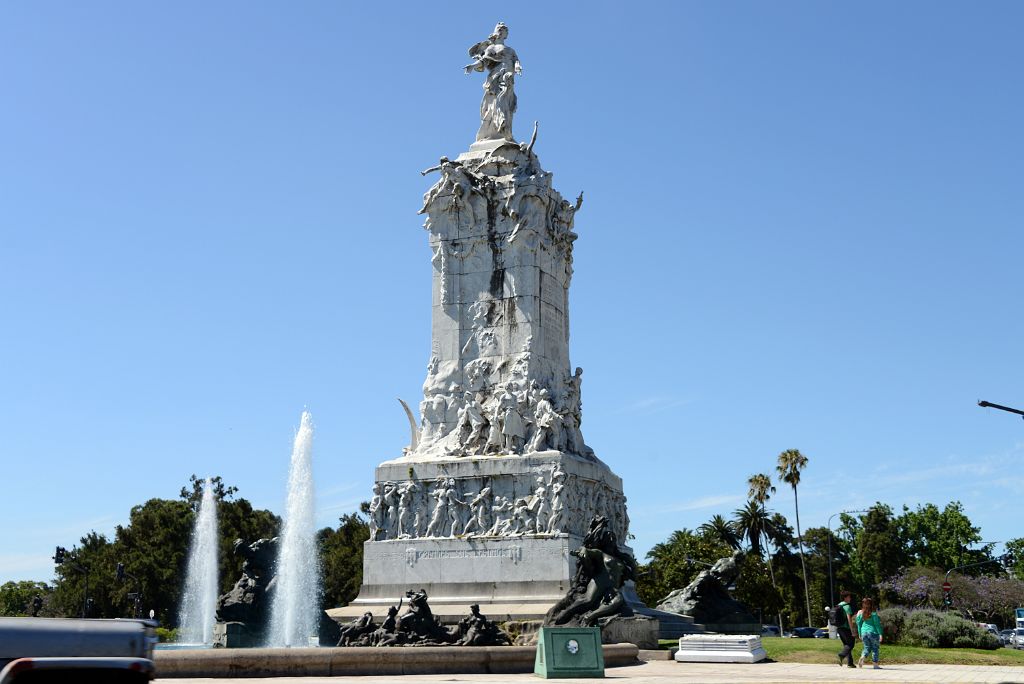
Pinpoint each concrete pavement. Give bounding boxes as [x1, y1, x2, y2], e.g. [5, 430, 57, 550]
[157, 658, 1024, 683]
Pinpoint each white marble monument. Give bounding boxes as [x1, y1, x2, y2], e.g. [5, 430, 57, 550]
[336, 23, 630, 623]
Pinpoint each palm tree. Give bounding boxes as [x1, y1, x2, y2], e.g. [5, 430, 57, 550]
[776, 448, 812, 627]
[698, 514, 740, 550]
[747, 473, 774, 509]
[732, 500, 770, 555]
[746, 472, 781, 632]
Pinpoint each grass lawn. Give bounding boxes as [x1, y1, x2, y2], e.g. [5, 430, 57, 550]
[659, 637, 1024, 666]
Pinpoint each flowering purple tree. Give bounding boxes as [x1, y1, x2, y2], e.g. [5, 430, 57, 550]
[880, 566, 1024, 624]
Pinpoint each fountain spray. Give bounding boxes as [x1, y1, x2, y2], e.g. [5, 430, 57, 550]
[178, 477, 219, 644]
[267, 411, 321, 647]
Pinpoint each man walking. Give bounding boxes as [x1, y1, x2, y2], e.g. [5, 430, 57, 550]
[835, 590, 857, 668]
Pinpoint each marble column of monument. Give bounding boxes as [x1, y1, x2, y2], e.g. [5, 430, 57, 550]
[331, 25, 687, 633]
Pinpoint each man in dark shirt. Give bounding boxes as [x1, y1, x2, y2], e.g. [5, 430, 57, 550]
[836, 590, 857, 668]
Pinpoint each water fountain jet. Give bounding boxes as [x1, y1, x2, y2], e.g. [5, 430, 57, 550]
[178, 477, 219, 645]
[267, 410, 321, 647]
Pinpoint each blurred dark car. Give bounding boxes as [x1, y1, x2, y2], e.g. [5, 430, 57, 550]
[789, 626, 817, 638]
[814, 628, 830, 639]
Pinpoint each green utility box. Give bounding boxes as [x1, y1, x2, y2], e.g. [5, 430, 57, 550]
[534, 626, 604, 679]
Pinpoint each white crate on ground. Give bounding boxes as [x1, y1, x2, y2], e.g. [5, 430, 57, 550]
[674, 634, 767, 663]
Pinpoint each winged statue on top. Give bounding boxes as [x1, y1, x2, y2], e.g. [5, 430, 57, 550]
[464, 22, 522, 142]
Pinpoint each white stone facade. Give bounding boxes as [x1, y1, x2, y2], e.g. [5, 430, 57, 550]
[348, 26, 632, 622]
[368, 453, 628, 543]
[413, 142, 589, 462]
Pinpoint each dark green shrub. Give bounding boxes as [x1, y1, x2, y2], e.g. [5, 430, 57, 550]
[953, 635, 975, 648]
[896, 608, 998, 649]
[155, 626, 179, 642]
[878, 606, 907, 643]
[978, 632, 1000, 649]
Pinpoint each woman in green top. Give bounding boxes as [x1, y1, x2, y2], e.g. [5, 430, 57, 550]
[856, 597, 883, 668]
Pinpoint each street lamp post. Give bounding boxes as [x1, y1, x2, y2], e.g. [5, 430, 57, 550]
[978, 400, 1024, 420]
[828, 509, 869, 608]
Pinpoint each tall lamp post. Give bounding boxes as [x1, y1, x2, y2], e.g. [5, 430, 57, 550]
[978, 400, 1024, 419]
[828, 509, 868, 608]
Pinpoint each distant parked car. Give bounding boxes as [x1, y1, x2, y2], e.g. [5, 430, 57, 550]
[789, 627, 817, 638]
[813, 628, 830, 639]
[999, 629, 1014, 646]
[1012, 629, 1024, 650]
[761, 625, 781, 637]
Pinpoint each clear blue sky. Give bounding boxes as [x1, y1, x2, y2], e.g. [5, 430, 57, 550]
[2, 2, 1022, 584]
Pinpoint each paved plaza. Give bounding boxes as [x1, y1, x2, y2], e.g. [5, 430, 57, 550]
[160, 658, 1024, 683]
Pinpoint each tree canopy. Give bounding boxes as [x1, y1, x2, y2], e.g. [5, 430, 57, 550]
[30, 477, 280, 625]
[640, 497, 1020, 629]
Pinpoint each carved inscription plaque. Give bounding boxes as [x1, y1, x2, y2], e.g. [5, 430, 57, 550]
[405, 545, 523, 567]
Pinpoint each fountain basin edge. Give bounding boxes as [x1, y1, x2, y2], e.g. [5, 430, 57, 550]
[154, 643, 639, 677]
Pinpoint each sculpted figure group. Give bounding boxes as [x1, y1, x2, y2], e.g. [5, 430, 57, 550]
[336, 589, 510, 647]
[654, 550, 759, 626]
[418, 366, 590, 461]
[367, 464, 629, 542]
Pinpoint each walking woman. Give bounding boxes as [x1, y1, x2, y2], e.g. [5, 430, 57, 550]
[856, 597, 883, 669]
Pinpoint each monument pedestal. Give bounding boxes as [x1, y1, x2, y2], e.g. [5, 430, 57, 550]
[334, 451, 628, 624]
[333, 535, 575, 623]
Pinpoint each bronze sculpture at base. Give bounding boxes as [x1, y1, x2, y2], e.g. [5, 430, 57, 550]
[335, 589, 510, 647]
[543, 515, 637, 628]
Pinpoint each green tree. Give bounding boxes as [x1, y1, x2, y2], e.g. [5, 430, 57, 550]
[898, 502, 990, 572]
[50, 531, 119, 618]
[766, 512, 793, 552]
[113, 498, 194, 623]
[0, 581, 52, 616]
[698, 514, 740, 550]
[180, 474, 238, 506]
[801, 526, 844, 622]
[855, 503, 908, 590]
[1005, 538, 1024, 581]
[733, 554, 784, 626]
[776, 448, 812, 626]
[43, 477, 279, 625]
[319, 511, 370, 608]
